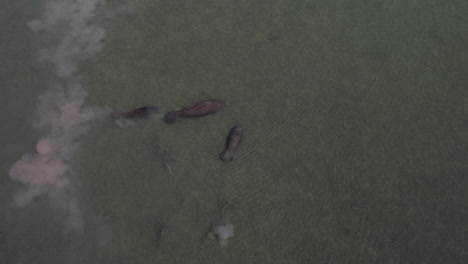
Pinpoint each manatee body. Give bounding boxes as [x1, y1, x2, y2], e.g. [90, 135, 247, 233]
[220, 125, 243, 162]
[163, 99, 226, 124]
[112, 105, 159, 120]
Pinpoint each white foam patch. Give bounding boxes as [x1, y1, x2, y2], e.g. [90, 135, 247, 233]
[9, 0, 110, 234]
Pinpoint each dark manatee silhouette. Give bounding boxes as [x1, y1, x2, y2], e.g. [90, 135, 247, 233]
[220, 125, 243, 162]
[111, 105, 159, 120]
[163, 99, 226, 124]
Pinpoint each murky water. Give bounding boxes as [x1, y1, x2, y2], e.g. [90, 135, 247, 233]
[1, 0, 466, 263]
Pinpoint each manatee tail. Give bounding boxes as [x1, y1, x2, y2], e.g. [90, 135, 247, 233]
[163, 111, 181, 124]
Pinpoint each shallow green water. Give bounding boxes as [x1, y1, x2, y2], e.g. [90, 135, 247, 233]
[1, 0, 467, 263]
